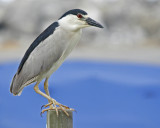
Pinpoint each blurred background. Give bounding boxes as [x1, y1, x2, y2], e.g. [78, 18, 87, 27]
[0, 0, 160, 128]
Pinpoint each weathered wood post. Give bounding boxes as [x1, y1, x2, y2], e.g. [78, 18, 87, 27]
[47, 110, 73, 128]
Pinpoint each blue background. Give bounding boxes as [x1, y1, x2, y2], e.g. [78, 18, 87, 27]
[0, 60, 160, 128]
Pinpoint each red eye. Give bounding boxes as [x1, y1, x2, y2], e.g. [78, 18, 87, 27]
[77, 13, 82, 18]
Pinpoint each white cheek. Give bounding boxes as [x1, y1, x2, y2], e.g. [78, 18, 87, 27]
[59, 15, 82, 31]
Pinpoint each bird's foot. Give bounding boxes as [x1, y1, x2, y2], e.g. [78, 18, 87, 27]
[41, 99, 75, 116]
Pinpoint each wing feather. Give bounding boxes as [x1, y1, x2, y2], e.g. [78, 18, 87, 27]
[18, 22, 59, 74]
[10, 22, 64, 95]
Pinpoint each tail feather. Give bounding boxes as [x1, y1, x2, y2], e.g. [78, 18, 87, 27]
[10, 74, 16, 93]
[10, 73, 37, 96]
[10, 73, 21, 95]
[10, 73, 26, 96]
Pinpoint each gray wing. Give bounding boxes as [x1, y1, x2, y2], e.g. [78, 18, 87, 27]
[10, 22, 64, 95]
[18, 22, 59, 74]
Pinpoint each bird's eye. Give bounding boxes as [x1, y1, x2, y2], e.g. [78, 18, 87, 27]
[77, 13, 83, 19]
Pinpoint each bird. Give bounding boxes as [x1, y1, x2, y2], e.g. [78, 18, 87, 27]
[10, 9, 103, 116]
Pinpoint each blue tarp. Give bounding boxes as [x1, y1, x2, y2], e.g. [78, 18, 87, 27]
[0, 60, 160, 128]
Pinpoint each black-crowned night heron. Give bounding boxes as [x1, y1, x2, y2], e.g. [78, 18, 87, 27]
[10, 9, 103, 116]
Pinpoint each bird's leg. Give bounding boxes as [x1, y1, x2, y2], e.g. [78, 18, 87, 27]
[34, 82, 59, 115]
[43, 78, 53, 109]
[34, 82, 73, 116]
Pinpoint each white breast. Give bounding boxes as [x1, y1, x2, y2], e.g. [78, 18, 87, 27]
[44, 28, 82, 78]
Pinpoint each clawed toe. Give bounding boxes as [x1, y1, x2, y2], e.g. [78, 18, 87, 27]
[41, 104, 45, 110]
[40, 99, 74, 116]
[41, 102, 53, 110]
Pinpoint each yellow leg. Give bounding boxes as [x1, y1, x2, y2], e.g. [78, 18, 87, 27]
[44, 78, 53, 109]
[34, 82, 73, 116]
[34, 82, 53, 101]
[44, 78, 50, 96]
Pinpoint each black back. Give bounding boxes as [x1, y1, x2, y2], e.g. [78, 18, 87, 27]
[17, 22, 59, 74]
[59, 9, 87, 19]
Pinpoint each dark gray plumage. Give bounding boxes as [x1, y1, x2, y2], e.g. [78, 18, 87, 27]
[59, 9, 87, 20]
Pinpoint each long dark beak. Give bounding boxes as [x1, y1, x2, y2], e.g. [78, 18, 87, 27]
[86, 17, 103, 28]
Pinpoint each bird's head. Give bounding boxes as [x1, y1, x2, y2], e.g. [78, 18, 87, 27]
[58, 9, 103, 31]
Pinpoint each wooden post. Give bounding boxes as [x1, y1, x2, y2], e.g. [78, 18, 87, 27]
[47, 110, 73, 128]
